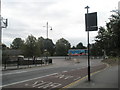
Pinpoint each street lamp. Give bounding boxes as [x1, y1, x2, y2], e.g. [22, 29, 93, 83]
[43, 22, 52, 39]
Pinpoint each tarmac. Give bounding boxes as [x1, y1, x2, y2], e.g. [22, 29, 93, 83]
[69, 64, 119, 89]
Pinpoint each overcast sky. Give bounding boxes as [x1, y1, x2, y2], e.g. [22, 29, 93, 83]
[1, 0, 120, 47]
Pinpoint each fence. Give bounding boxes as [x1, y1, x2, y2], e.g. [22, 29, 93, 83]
[2, 57, 52, 70]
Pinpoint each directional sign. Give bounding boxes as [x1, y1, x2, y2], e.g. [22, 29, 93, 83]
[85, 12, 98, 31]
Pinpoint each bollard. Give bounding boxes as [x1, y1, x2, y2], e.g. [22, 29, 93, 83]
[4, 59, 7, 70]
[17, 57, 20, 69]
[49, 59, 52, 64]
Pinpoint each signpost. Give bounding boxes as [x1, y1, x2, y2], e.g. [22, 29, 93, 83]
[85, 6, 98, 81]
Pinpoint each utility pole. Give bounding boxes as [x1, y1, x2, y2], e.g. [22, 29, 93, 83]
[85, 6, 91, 81]
[47, 22, 48, 39]
[43, 22, 52, 39]
[0, 15, 8, 64]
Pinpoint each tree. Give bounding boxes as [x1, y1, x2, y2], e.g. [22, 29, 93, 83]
[90, 43, 103, 56]
[10, 38, 24, 49]
[76, 42, 86, 49]
[23, 35, 38, 57]
[2, 44, 10, 63]
[43, 38, 55, 56]
[37, 37, 44, 56]
[106, 13, 120, 56]
[2, 44, 8, 50]
[71, 46, 76, 49]
[95, 12, 120, 56]
[55, 38, 71, 56]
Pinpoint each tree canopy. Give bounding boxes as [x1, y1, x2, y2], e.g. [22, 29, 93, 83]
[76, 42, 86, 49]
[92, 12, 120, 56]
[23, 35, 38, 57]
[10, 38, 24, 49]
[55, 38, 71, 56]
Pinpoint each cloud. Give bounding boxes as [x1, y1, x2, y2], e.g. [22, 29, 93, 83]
[1, 0, 120, 47]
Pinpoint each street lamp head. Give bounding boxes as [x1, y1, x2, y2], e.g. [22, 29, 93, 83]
[50, 27, 52, 30]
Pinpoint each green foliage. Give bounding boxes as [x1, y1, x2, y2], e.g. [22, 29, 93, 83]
[22, 35, 38, 57]
[2, 44, 8, 50]
[55, 38, 71, 56]
[76, 42, 86, 49]
[43, 39, 55, 56]
[20, 35, 55, 57]
[37, 37, 44, 56]
[90, 43, 103, 56]
[10, 38, 24, 49]
[2, 51, 10, 64]
[93, 12, 120, 56]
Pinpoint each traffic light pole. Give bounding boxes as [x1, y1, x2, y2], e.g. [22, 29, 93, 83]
[85, 6, 91, 81]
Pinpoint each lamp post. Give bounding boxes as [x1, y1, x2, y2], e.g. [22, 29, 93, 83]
[43, 22, 52, 39]
[85, 6, 91, 81]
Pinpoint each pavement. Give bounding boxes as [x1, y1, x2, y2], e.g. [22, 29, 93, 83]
[69, 65, 119, 89]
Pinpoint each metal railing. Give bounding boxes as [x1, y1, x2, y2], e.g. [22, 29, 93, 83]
[2, 57, 52, 70]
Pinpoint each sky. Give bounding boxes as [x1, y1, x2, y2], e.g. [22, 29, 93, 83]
[1, 0, 120, 47]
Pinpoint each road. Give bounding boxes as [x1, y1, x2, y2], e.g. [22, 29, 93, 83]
[1, 56, 106, 89]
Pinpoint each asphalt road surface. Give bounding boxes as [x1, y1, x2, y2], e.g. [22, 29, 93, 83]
[1, 56, 106, 89]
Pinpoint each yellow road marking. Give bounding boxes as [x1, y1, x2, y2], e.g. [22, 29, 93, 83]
[62, 63, 109, 89]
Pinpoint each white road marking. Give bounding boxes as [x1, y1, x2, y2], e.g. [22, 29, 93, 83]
[55, 74, 64, 79]
[38, 82, 53, 88]
[2, 71, 27, 76]
[62, 71, 68, 73]
[32, 80, 62, 88]
[32, 81, 39, 86]
[64, 76, 73, 79]
[2, 67, 55, 76]
[74, 76, 81, 81]
[55, 74, 73, 80]
[51, 83, 61, 88]
[25, 84, 29, 86]
[33, 81, 47, 88]
[37, 82, 61, 88]
[1, 73, 58, 88]
[59, 75, 64, 79]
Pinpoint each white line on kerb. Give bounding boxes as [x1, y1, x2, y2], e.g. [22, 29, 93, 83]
[0, 73, 58, 88]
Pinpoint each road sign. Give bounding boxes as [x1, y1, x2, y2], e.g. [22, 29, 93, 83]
[85, 12, 98, 31]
